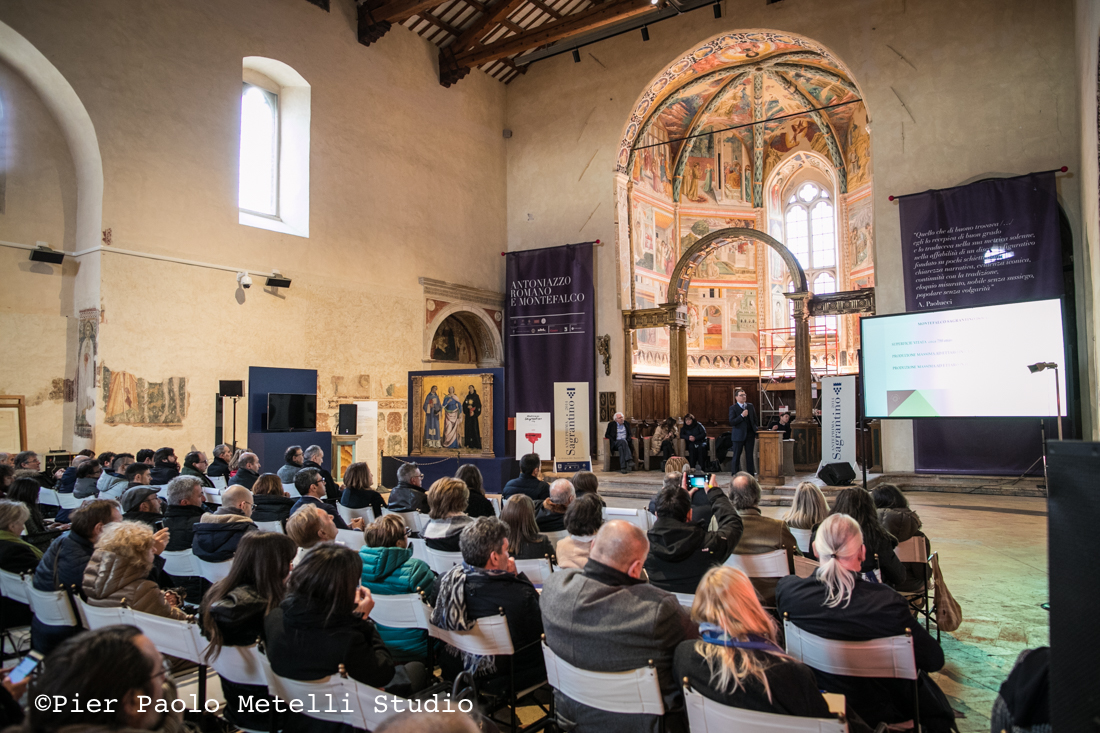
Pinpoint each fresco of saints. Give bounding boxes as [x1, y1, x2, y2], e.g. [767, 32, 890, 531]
[463, 385, 482, 450]
[684, 161, 704, 202]
[442, 386, 462, 448]
[423, 385, 442, 448]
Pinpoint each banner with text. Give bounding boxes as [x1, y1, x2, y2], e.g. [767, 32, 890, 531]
[505, 243, 595, 457]
[553, 382, 592, 472]
[899, 172, 1062, 310]
[515, 413, 551, 460]
[820, 376, 857, 474]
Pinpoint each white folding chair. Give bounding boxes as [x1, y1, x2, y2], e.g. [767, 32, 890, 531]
[263, 669, 364, 728]
[542, 639, 664, 715]
[254, 520, 284, 533]
[486, 494, 502, 515]
[152, 485, 170, 500]
[337, 504, 375, 526]
[369, 593, 432, 629]
[58, 492, 82, 510]
[24, 578, 80, 628]
[424, 546, 463, 574]
[382, 508, 427, 535]
[335, 528, 366, 552]
[202, 489, 223, 505]
[210, 476, 228, 491]
[514, 557, 553, 585]
[793, 556, 820, 578]
[160, 549, 198, 578]
[75, 597, 135, 629]
[724, 549, 791, 579]
[683, 684, 847, 732]
[281, 483, 297, 495]
[895, 536, 933, 635]
[129, 610, 205, 665]
[540, 530, 568, 549]
[407, 537, 430, 565]
[673, 592, 695, 609]
[194, 557, 233, 584]
[37, 489, 61, 508]
[191, 624, 267, 685]
[784, 617, 919, 730]
[789, 527, 813, 555]
[0, 570, 30, 605]
[602, 507, 651, 532]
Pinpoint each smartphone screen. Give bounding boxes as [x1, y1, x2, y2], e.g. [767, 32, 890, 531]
[9, 651, 42, 684]
[688, 475, 707, 489]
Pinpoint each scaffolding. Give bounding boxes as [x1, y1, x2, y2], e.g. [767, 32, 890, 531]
[756, 325, 839, 423]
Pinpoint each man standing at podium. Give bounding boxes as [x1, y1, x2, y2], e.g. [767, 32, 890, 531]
[728, 389, 758, 475]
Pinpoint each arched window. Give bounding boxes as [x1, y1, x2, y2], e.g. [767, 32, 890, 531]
[784, 181, 837, 331]
[239, 85, 279, 216]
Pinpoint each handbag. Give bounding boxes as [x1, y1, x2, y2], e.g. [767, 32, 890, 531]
[931, 553, 962, 632]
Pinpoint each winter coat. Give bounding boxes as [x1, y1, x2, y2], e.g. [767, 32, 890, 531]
[31, 531, 94, 653]
[466, 491, 496, 518]
[386, 481, 429, 514]
[82, 549, 187, 619]
[207, 456, 231, 480]
[0, 531, 39, 628]
[73, 476, 100, 499]
[191, 508, 257, 562]
[229, 467, 260, 490]
[535, 498, 568, 533]
[512, 535, 555, 561]
[554, 536, 592, 569]
[644, 487, 743, 593]
[252, 493, 296, 525]
[359, 545, 436, 661]
[422, 515, 474, 552]
[180, 465, 214, 488]
[57, 465, 78, 493]
[878, 507, 923, 544]
[733, 506, 801, 606]
[98, 473, 129, 500]
[162, 504, 207, 552]
[149, 461, 180, 486]
[501, 473, 550, 502]
[276, 463, 302, 483]
[290, 495, 349, 530]
[203, 584, 268, 647]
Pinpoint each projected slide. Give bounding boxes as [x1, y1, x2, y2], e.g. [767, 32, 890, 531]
[862, 299, 1066, 419]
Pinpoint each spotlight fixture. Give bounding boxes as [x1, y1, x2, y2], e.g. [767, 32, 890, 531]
[1027, 362, 1057, 373]
[712, 1, 722, 18]
[1027, 361, 1063, 441]
[641, 25, 649, 41]
[29, 243, 64, 265]
[572, 48, 581, 62]
[265, 270, 292, 289]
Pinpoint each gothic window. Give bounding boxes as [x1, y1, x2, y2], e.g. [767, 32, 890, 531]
[784, 181, 838, 331]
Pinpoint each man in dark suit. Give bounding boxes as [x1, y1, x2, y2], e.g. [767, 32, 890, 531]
[728, 389, 758, 475]
[603, 413, 634, 474]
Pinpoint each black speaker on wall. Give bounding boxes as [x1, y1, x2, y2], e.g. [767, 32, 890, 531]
[338, 404, 357, 435]
[817, 462, 856, 486]
[219, 380, 244, 397]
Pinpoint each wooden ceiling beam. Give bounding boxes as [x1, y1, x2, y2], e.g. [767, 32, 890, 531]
[452, 0, 528, 53]
[526, 0, 564, 19]
[358, 0, 446, 45]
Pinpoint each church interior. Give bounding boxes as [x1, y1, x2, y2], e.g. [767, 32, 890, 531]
[0, 0, 1097, 730]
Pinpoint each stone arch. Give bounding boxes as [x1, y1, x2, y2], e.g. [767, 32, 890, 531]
[424, 303, 503, 367]
[666, 228, 807, 305]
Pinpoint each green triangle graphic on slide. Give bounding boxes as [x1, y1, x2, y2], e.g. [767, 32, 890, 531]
[896, 390, 939, 417]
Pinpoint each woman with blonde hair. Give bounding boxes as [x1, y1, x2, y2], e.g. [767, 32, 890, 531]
[776, 514, 951, 731]
[782, 481, 830, 530]
[674, 565, 832, 718]
[423, 477, 474, 552]
[83, 520, 187, 619]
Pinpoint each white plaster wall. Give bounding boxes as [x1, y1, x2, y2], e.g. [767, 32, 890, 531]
[505, 0, 1085, 469]
[0, 0, 508, 456]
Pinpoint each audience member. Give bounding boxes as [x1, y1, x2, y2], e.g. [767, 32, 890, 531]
[674, 566, 836, 723]
[135, 448, 155, 465]
[0, 498, 43, 572]
[0, 453, 11, 467]
[571, 470, 601, 500]
[277, 445, 305, 483]
[120, 485, 163, 528]
[648, 471, 716, 529]
[24, 625, 176, 732]
[645, 474, 742, 593]
[535, 478, 575, 532]
[265, 544, 428, 722]
[98, 453, 133, 498]
[291, 468, 363, 531]
[500, 495, 555, 560]
[502, 453, 550, 501]
[302, 444, 340, 500]
[388, 462, 429, 513]
[679, 413, 708, 470]
[207, 443, 233, 481]
[432, 517, 544, 689]
[56, 454, 88, 495]
[871, 483, 924, 543]
[200, 531, 297, 731]
[180, 451, 215, 488]
[73, 459, 102, 499]
[604, 412, 635, 474]
[990, 647, 1050, 733]
[96, 451, 116, 470]
[162, 476, 207, 551]
[360, 513, 437, 661]
[83, 520, 185, 619]
[341, 461, 386, 518]
[423, 477, 474, 552]
[0, 465, 13, 496]
[728, 472, 800, 605]
[554, 493, 604, 569]
[455, 463, 495, 518]
[229, 452, 261, 489]
[542, 520, 696, 731]
[251, 473, 296, 525]
[649, 416, 679, 466]
[777, 514, 952, 731]
[664, 456, 689, 475]
[148, 447, 180, 485]
[811, 487, 911, 590]
[228, 448, 244, 475]
[124, 461, 152, 488]
[285, 504, 338, 564]
[192, 485, 258, 563]
[32, 500, 121, 653]
[768, 411, 793, 439]
[782, 481, 831, 530]
[14, 451, 61, 488]
[9, 477, 65, 550]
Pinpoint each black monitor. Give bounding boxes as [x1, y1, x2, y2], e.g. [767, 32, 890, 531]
[267, 393, 317, 432]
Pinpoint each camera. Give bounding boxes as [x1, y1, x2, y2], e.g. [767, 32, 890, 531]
[237, 271, 253, 289]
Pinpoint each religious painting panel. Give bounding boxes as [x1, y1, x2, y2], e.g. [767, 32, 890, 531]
[74, 308, 98, 440]
[101, 364, 188, 427]
[844, 105, 872, 191]
[703, 305, 723, 349]
[409, 371, 494, 456]
[846, 189, 874, 285]
[430, 315, 478, 363]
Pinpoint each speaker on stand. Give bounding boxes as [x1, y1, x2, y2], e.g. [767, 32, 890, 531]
[219, 380, 244, 450]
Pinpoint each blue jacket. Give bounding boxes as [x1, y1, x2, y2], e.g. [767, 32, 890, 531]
[57, 466, 78, 494]
[359, 546, 436, 662]
[502, 473, 550, 502]
[290, 495, 349, 530]
[31, 531, 95, 654]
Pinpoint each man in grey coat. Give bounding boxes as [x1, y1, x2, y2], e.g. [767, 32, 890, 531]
[540, 521, 697, 732]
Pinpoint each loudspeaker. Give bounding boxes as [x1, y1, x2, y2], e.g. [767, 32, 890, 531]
[338, 403, 357, 435]
[219, 380, 244, 397]
[817, 462, 856, 486]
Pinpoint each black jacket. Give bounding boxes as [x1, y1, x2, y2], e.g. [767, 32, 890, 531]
[467, 492, 496, 518]
[535, 501, 567, 533]
[31, 530, 94, 653]
[340, 487, 386, 517]
[265, 595, 395, 687]
[648, 487, 714, 529]
[163, 504, 207, 552]
[728, 402, 759, 442]
[149, 461, 180, 485]
[302, 460, 340, 501]
[513, 535, 555, 561]
[290, 495, 349, 530]
[229, 468, 260, 490]
[203, 584, 268, 647]
[57, 465, 78, 493]
[604, 420, 633, 441]
[679, 420, 707, 444]
[252, 494, 296, 525]
[386, 481, 429, 514]
[644, 487, 743, 593]
[123, 509, 163, 529]
[502, 473, 550, 502]
[776, 571, 945, 728]
[207, 456, 231, 480]
[192, 516, 258, 562]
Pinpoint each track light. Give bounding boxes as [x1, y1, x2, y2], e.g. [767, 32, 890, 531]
[572, 48, 581, 62]
[641, 25, 649, 41]
[29, 243, 64, 265]
[1027, 362, 1058, 373]
[265, 270, 292, 289]
[712, 1, 721, 18]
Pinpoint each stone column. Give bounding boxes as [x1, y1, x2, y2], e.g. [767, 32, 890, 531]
[787, 291, 820, 470]
[668, 323, 688, 418]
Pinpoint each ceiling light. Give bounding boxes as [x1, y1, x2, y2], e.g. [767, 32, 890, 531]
[641, 25, 650, 41]
[572, 49, 581, 62]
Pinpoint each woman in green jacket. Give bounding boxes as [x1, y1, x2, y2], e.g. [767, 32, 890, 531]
[359, 513, 437, 662]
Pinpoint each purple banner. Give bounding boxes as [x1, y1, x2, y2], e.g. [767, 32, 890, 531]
[505, 243, 596, 453]
[898, 172, 1064, 474]
[900, 172, 1062, 311]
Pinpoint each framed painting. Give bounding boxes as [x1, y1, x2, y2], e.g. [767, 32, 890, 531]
[409, 371, 495, 457]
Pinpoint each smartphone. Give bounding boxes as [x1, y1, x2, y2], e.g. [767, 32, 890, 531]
[688, 474, 707, 489]
[9, 651, 43, 684]
[153, 520, 164, 531]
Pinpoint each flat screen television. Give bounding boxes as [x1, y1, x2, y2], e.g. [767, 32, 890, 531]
[267, 393, 317, 431]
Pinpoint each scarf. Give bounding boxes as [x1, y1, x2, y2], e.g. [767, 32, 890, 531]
[698, 623, 785, 655]
[430, 562, 513, 675]
[0, 530, 44, 559]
